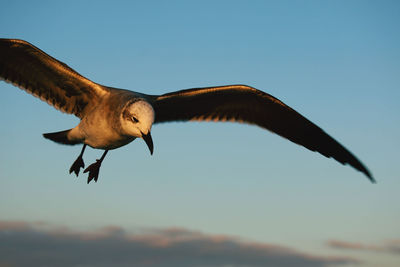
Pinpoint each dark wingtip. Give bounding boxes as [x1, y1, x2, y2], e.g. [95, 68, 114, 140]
[357, 165, 375, 184]
[366, 173, 376, 184]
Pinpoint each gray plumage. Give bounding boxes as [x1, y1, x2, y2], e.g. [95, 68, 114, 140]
[0, 39, 375, 183]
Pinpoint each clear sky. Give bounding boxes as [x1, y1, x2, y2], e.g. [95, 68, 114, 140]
[0, 1, 399, 266]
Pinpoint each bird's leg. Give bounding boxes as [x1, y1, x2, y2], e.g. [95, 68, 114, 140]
[69, 144, 87, 177]
[84, 150, 109, 184]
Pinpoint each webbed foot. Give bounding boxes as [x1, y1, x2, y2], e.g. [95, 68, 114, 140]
[83, 150, 108, 184]
[84, 160, 102, 183]
[69, 155, 85, 176]
[69, 144, 87, 177]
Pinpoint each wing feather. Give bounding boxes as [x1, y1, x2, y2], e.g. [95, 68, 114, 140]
[0, 39, 108, 118]
[153, 85, 374, 182]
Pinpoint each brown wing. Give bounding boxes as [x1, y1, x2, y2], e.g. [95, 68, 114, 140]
[152, 85, 374, 182]
[0, 39, 108, 118]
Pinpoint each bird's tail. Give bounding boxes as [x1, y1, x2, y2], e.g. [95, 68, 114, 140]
[43, 129, 81, 145]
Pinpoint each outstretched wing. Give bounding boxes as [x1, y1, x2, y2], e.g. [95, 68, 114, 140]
[0, 39, 108, 118]
[152, 85, 374, 182]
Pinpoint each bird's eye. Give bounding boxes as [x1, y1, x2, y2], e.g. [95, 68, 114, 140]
[131, 116, 139, 123]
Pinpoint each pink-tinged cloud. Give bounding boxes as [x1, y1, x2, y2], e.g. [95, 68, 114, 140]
[328, 239, 400, 254]
[0, 220, 359, 267]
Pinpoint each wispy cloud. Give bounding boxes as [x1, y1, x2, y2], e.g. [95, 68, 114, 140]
[0, 220, 358, 267]
[328, 239, 400, 255]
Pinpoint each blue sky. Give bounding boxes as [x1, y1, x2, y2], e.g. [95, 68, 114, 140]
[0, 1, 399, 266]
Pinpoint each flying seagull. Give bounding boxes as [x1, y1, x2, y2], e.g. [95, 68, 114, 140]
[0, 39, 374, 183]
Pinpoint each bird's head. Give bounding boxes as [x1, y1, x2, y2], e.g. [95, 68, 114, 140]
[121, 99, 155, 155]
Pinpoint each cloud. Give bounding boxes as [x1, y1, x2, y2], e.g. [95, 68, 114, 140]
[328, 239, 400, 255]
[0, 220, 358, 267]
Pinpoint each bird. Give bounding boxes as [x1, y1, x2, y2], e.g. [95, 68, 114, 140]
[0, 38, 375, 184]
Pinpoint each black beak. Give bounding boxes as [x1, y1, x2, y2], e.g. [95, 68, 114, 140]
[141, 131, 154, 155]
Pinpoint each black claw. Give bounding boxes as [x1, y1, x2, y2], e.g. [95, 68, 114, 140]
[84, 159, 102, 184]
[69, 155, 85, 177]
